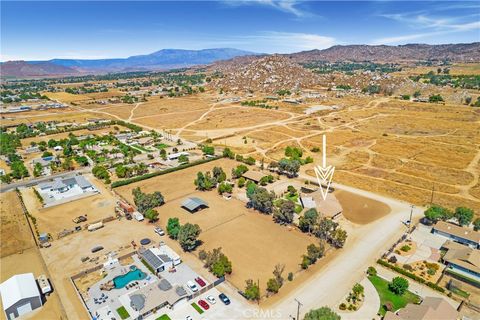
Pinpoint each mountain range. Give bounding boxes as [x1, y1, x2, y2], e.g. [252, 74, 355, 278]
[1, 43, 479, 78]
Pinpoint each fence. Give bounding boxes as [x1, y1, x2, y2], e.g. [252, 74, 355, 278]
[187, 276, 225, 300]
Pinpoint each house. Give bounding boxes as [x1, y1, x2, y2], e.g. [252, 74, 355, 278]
[384, 296, 458, 320]
[441, 241, 480, 284]
[300, 191, 342, 219]
[0, 273, 43, 320]
[31, 156, 58, 168]
[25, 146, 40, 154]
[37, 175, 95, 194]
[181, 197, 208, 213]
[136, 137, 153, 146]
[167, 152, 189, 161]
[140, 245, 181, 273]
[53, 145, 63, 152]
[432, 221, 480, 249]
[241, 170, 266, 184]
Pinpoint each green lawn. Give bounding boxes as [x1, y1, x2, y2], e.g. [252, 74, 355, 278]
[116, 306, 130, 319]
[131, 144, 152, 152]
[191, 302, 204, 314]
[368, 275, 420, 316]
[156, 315, 171, 320]
[285, 193, 299, 203]
[155, 143, 169, 149]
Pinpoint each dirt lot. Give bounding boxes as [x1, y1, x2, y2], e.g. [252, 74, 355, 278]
[0, 192, 65, 320]
[335, 190, 391, 224]
[116, 159, 318, 294]
[21, 174, 116, 237]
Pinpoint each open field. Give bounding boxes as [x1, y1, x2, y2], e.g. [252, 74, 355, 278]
[0, 191, 65, 320]
[1, 109, 115, 126]
[21, 174, 116, 236]
[116, 159, 320, 294]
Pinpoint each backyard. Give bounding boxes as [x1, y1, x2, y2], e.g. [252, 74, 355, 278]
[368, 275, 420, 316]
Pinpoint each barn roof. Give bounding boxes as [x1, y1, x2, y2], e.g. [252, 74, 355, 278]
[0, 273, 40, 310]
[181, 197, 208, 212]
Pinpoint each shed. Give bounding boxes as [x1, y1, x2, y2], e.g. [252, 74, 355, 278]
[0, 273, 43, 320]
[241, 171, 266, 184]
[181, 197, 208, 213]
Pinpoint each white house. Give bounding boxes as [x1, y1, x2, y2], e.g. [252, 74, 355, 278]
[0, 273, 43, 320]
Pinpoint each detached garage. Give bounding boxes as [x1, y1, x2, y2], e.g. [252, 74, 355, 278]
[0, 273, 43, 320]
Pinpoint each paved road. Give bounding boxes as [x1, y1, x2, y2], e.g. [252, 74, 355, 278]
[0, 167, 89, 193]
[262, 182, 424, 320]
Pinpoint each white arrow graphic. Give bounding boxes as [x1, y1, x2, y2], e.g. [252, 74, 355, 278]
[314, 135, 335, 200]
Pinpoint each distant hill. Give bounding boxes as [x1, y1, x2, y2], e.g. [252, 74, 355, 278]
[288, 43, 480, 63]
[1, 48, 257, 78]
[0, 61, 78, 78]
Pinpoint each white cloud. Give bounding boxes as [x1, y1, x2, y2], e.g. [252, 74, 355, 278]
[248, 31, 336, 52]
[374, 11, 480, 45]
[223, 0, 311, 18]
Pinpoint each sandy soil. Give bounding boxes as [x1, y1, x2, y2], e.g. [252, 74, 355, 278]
[21, 174, 116, 236]
[335, 190, 391, 224]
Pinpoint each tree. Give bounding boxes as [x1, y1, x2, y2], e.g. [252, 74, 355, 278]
[42, 151, 53, 158]
[413, 90, 421, 98]
[299, 208, 318, 233]
[222, 147, 235, 159]
[212, 166, 226, 183]
[167, 217, 181, 239]
[160, 148, 167, 160]
[474, 218, 480, 231]
[330, 228, 348, 248]
[273, 263, 285, 286]
[352, 283, 364, 297]
[232, 164, 248, 179]
[33, 162, 43, 177]
[75, 156, 89, 166]
[244, 279, 260, 301]
[178, 223, 201, 251]
[454, 207, 474, 226]
[287, 185, 297, 197]
[10, 161, 29, 179]
[199, 247, 233, 277]
[266, 278, 280, 294]
[92, 165, 109, 180]
[248, 187, 275, 214]
[429, 94, 444, 103]
[132, 187, 165, 213]
[144, 208, 159, 222]
[316, 218, 338, 240]
[194, 171, 215, 191]
[273, 200, 295, 224]
[202, 145, 215, 156]
[306, 243, 324, 264]
[278, 158, 300, 177]
[238, 177, 246, 188]
[218, 181, 233, 195]
[424, 205, 452, 222]
[178, 154, 189, 163]
[389, 277, 409, 295]
[116, 164, 129, 178]
[304, 307, 340, 320]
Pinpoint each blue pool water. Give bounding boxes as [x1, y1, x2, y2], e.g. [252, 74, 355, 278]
[113, 266, 146, 288]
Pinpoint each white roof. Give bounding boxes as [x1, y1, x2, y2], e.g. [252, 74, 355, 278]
[0, 273, 41, 310]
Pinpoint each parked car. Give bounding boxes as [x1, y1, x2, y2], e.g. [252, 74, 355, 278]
[195, 277, 206, 287]
[125, 213, 132, 220]
[154, 226, 165, 236]
[72, 216, 87, 223]
[186, 281, 198, 292]
[198, 299, 209, 310]
[218, 293, 230, 305]
[185, 317, 193, 320]
[206, 295, 216, 304]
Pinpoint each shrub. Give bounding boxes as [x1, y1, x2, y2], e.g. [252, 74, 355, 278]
[367, 266, 377, 276]
[339, 303, 346, 310]
[400, 245, 411, 252]
[389, 277, 409, 295]
[388, 256, 397, 264]
[403, 264, 413, 271]
[287, 272, 293, 281]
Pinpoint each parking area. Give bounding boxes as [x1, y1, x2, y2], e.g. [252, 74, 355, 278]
[393, 225, 446, 265]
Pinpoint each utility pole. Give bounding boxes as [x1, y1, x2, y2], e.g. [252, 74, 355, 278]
[294, 298, 303, 320]
[430, 184, 435, 205]
[409, 205, 414, 233]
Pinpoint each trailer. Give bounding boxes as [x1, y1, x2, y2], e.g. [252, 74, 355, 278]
[37, 275, 52, 294]
[87, 221, 103, 231]
[133, 211, 144, 221]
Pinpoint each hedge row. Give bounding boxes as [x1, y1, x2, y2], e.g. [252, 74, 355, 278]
[377, 259, 445, 293]
[111, 156, 221, 188]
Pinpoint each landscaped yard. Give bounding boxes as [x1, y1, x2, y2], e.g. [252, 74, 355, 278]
[116, 306, 130, 319]
[368, 275, 420, 316]
[191, 302, 204, 314]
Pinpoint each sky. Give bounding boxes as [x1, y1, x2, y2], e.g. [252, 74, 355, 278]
[1, 1, 479, 61]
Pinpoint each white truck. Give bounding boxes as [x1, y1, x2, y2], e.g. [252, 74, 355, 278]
[133, 211, 144, 221]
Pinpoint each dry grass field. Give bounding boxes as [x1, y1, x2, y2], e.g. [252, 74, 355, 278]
[116, 159, 319, 294]
[0, 192, 66, 320]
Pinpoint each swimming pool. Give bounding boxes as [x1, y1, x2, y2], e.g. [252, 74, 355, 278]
[113, 266, 147, 289]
